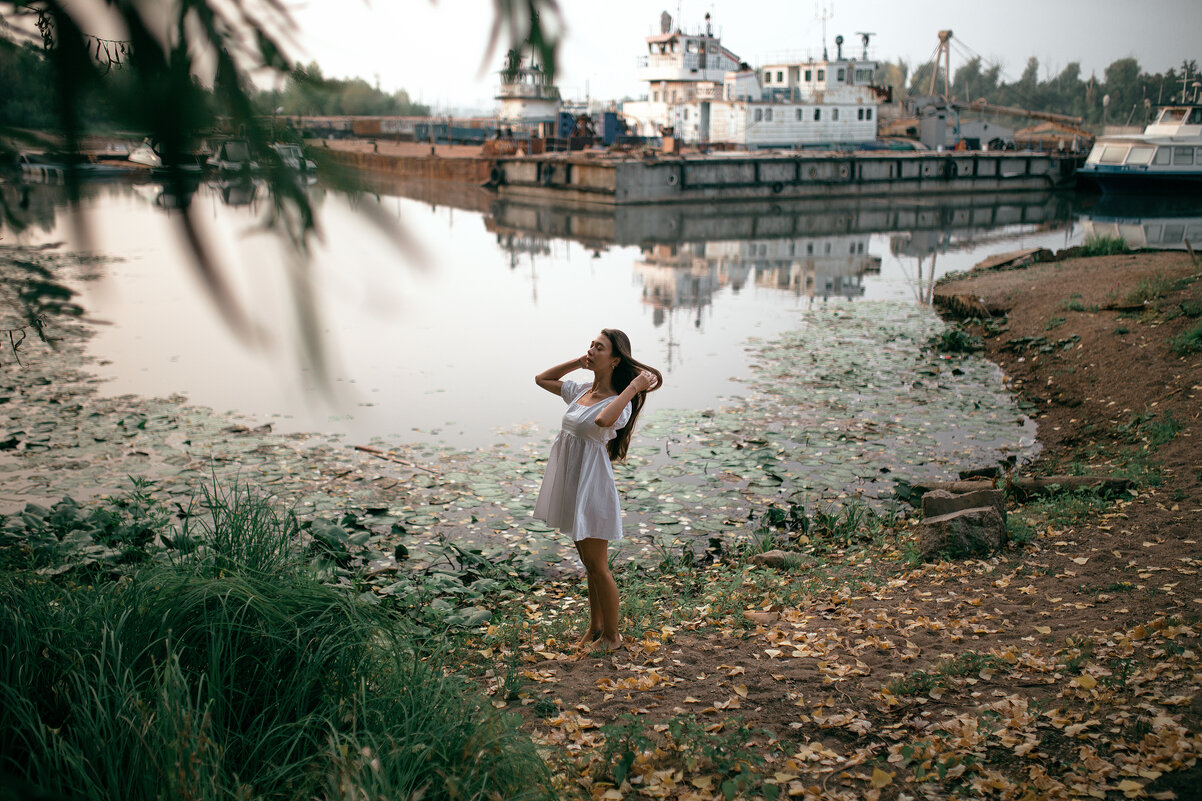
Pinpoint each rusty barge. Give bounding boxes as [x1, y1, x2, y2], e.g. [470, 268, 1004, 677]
[488, 150, 1082, 207]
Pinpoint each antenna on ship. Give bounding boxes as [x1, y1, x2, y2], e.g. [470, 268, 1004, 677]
[815, 2, 832, 60]
[856, 32, 874, 60]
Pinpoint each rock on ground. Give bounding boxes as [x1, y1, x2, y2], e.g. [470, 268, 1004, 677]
[917, 506, 1007, 560]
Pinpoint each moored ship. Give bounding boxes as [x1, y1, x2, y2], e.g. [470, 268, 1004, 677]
[622, 11, 888, 150]
[1078, 103, 1202, 193]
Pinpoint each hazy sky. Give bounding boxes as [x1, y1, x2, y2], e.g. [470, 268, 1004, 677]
[285, 0, 1202, 111]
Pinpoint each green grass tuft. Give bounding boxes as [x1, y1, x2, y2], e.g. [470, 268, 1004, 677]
[1080, 234, 1129, 257]
[1169, 321, 1202, 356]
[0, 485, 550, 801]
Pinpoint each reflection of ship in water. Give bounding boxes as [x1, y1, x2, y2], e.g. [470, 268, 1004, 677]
[485, 191, 1073, 315]
[636, 234, 879, 325]
[489, 191, 1075, 248]
[1078, 196, 1202, 251]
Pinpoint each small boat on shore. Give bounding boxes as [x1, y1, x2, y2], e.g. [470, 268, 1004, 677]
[269, 143, 317, 173]
[1078, 104, 1202, 193]
[127, 138, 204, 174]
[206, 138, 257, 173]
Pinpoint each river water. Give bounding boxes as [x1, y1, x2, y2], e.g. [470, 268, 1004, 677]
[4, 176, 1094, 453]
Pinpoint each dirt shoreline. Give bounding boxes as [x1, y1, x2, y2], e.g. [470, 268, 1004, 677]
[506, 247, 1202, 800]
[933, 247, 1200, 539]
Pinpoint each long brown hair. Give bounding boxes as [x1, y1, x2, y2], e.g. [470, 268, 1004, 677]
[602, 328, 663, 462]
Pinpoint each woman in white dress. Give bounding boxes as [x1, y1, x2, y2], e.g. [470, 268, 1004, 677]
[534, 329, 662, 651]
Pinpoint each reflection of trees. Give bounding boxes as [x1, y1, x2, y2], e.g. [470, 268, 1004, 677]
[1, 182, 60, 236]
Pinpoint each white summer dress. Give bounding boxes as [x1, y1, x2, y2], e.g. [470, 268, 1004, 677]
[533, 379, 632, 542]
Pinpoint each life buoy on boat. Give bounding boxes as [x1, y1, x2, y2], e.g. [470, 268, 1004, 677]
[838, 164, 851, 179]
[666, 171, 679, 186]
[771, 181, 784, 194]
[488, 166, 503, 185]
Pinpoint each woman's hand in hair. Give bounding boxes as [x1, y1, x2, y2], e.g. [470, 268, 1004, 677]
[631, 370, 657, 393]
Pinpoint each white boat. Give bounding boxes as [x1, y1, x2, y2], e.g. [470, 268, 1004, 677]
[205, 138, 257, 173]
[622, 12, 886, 149]
[1078, 103, 1202, 193]
[270, 143, 317, 172]
[128, 138, 204, 173]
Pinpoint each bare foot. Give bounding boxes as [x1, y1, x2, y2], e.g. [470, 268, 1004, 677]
[576, 629, 602, 647]
[598, 635, 624, 652]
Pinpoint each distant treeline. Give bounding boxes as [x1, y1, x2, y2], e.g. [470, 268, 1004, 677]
[876, 55, 1201, 127]
[253, 62, 429, 118]
[1, 33, 1196, 136]
[0, 39, 427, 134]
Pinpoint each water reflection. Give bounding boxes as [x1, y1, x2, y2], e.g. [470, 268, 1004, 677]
[0, 174, 1108, 448]
[1079, 196, 1202, 251]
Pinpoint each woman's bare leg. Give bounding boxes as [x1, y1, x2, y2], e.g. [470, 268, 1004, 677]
[575, 538, 621, 650]
[576, 569, 602, 645]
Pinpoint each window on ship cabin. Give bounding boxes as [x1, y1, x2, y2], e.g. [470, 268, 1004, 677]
[766, 108, 773, 121]
[797, 109, 803, 121]
[764, 72, 771, 84]
[777, 71, 784, 83]
[1126, 146, 1155, 165]
[1190, 108, 1202, 124]
[1174, 147, 1194, 165]
[817, 69, 825, 81]
[1154, 148, 1171, 165]
[814, 108, 821, 121]
[755, 108, 763, 121]
[837, 69, 845, 81]
[858, 108, 864, 120]
[805, 69, 812, 82]
[867, 108, 873, 120]
[833, 108, 839, 121]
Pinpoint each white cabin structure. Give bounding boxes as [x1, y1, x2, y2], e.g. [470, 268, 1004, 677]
[623, 13, 885, 149]
[496, 49, 561, 124]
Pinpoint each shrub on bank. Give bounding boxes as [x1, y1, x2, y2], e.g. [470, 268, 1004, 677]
[0, 487, 550, 801]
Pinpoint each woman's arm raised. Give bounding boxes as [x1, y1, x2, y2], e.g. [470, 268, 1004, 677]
[595, 370, 657, 428]
[535, 356, 586, 396]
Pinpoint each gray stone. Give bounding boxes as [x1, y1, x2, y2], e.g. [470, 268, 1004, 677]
[749, 549, 812, 570]
[917, 506, 1007, 560]
[749, 549, 790, 568]
[922, 488, 1006, 523]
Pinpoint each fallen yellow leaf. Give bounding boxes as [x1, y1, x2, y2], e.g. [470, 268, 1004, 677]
[1073, 675, 1097, 689]
[1034, 626, 1052, 635]
[870, 767, 893, 789]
